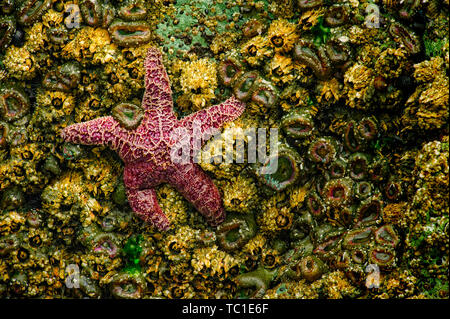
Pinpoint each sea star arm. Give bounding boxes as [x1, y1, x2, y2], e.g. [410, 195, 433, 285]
[141, 48, 174, 114]
[61, 116, 119, 146]
[126, 188, 170, 231]
[168, 163, 225, 227]
[180, 96, 245, 141]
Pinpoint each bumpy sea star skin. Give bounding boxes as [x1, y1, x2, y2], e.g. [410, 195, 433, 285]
[61, 48, 246, 231]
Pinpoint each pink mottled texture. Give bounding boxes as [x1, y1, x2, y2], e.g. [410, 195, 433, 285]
[61, 48, 245, 231]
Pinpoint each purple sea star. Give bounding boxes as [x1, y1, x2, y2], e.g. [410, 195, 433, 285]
[61, 48, 246, 231]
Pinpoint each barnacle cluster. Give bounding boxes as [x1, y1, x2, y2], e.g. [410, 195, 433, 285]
[0, 0, 448, 299]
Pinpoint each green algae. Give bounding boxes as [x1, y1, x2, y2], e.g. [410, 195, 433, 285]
[122, 235, 143, 274]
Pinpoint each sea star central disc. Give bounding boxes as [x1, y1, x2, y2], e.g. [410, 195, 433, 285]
[61, 48, 246, 231]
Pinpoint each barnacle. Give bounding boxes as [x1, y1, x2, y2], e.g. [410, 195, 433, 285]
[76, 155, 120, 198]
[279, 85, 311, 111]
[257, 193, 294, 236]
[343, 63, 375, 110]
[32, 90, 76, 132]
[161, 226, 196, 262]
[241, 36, 273, 67]
[3, 46, 36, 80]
[156, 184, 189, 227]
[317, 78, 341, 104]
[62, 27, 118, 64]
[267, 53, 296, 85]
[43, 4, 63, 23]
[177, 58, 218, 111]
[267, 19, 299, 53]
[41, 172, 104, 226]
[191, 245, 242, 278]
[222, 174, 258, 213]
[402, 57, 449, 131]
[298, 6, 326, 31]
[374, 47, 408, 79]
